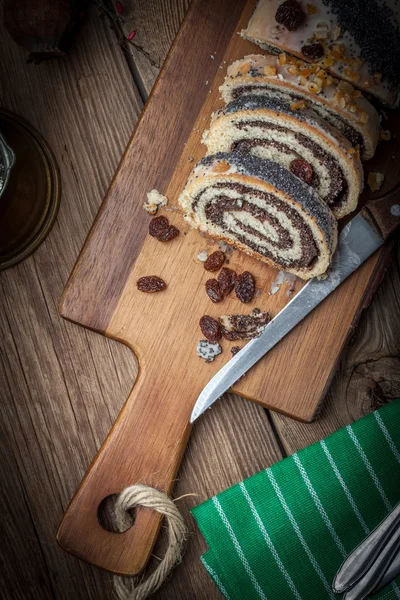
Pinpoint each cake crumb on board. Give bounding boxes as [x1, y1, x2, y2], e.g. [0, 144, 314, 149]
[197, 340, 222, 362]
[143, 189, 168, 215]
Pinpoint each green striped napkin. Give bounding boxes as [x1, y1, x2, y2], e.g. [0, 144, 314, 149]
[192, 400, 400, 600]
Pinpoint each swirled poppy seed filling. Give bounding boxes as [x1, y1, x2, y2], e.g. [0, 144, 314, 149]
[193, 182, 318, 268]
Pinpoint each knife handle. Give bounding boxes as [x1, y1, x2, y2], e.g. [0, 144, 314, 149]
[362, 188, 400, 241]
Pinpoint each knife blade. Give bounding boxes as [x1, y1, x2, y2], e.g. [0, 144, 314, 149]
[190, 211, 386, 423]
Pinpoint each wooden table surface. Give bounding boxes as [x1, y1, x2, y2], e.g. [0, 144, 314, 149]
[0, 2, 399, 599]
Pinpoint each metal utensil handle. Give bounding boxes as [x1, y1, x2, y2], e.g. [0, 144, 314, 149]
[334, 502, 400, 593]
[343, 522, 400, 600]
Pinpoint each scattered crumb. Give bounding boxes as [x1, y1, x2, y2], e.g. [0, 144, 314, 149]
[317, 272, 328, 281]
[367, 172, 385, 193]
[380, 129, 391, 141]
[231, 346, 241, 356]
[269, 271, 297, 296]
[219, 309, 270, 341]
[143, 189, 168, 215]
[217, 241, 234, 259]
[197, 250, 209, 262]
[205, 80, 209, 85]
[254, 288, 262, 298]
[210, 55, 215, 59]
[188, 156, 194, 162]
[197, 340, 222, 362]
[332, 24, 341, 40]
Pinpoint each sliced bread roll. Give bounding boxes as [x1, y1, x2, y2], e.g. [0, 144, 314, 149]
[203, 95, 363, 219]
[240, 0, 400, 104]
[220, 54, 380, 160]
[178, 153, 337, 280]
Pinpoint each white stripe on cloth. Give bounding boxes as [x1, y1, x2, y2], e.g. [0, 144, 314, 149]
[374, 412, 400, 464]
[320, 440, 369, 535]
[321, 438, 400, 598]
[346, 425, 392, 512]
[239, 481, 303, 600]
[212, 496, 268, 600]
[347, 424, 400, 598]
[293, 453, 347, 558]
[201, 556, 232, 600]
[266, 469, 336, 600]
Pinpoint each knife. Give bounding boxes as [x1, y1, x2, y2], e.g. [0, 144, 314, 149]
[190, 194, 400, 423]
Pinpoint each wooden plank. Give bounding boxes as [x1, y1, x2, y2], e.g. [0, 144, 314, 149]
[271, 242, 400, 453]
[0, 3, 142, 599]
[1, 0, 399, 598]
[56, 0, 253, 575]
[0, 1, 283, 597]
[116, 0, 191, 95]
[60, 0, 248, 333]
[56, 0, 400, 577]
[153, 393, 284, 599]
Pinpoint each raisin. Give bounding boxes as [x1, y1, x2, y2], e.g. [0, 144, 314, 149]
[275, 0, 305, 30]
[161, 225, 179, 241]
[204, 250, 225, 271]
[301, 43, 324, 61]
[149, 215, 179, 241]
[235, 271, 256, 303]
[205, 279, 224, 303]
[231, 346, 241, 356]
[218, 267, 237, 296]
[149, 215, 168, 237]
[137, 276, 166, 292]
[290, 158, 313, 183]
[200, 315, 222, 342]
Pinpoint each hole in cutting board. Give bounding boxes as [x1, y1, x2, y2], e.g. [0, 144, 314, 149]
[97, 493, 136, 533]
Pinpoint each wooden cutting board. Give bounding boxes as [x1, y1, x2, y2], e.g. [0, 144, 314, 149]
[57, 0, 399, 578]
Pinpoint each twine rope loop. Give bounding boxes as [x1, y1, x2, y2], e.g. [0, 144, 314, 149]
[113, 484, 188, 600]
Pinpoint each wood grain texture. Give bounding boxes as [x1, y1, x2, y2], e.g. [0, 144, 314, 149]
[115, 0, 191, 95]
[57, 0, 253, 575]
[56, 0, 400, 579]
[1, 0, 399, 599]
[363, 187, 400, 241]
[0, 3, 141, 599]
[0, 1, 284, 597]
[271, 242, 400, 453]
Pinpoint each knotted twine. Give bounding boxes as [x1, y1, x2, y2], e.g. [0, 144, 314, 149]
[113, 484, 188, 600]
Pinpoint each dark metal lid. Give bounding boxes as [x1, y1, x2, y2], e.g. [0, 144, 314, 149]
[0, 109, 60, 270]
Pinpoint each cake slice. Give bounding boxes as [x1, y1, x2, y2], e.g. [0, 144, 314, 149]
[203, 95, 363, 219]
[178, 153, 337, 280]
[220, 54, 380, 160]
[240, 0, 400, 104]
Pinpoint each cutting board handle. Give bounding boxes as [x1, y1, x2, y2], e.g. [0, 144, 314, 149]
[363, 188, 400, 241]
[56, 366, 192, 575]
